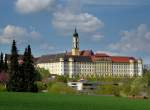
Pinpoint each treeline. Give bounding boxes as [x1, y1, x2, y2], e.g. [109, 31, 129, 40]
[0, 40, 38, 92]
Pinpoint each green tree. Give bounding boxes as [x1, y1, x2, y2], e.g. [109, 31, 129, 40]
[36, 67, 49, 79]
[56, 75, 68, 83]
[23, 45, 38, 92]
[7, 40, 21, 91]
[4, 54, 8, 72]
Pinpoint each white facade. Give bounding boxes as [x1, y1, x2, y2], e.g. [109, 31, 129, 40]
[37, 62, 63, 76]
[37, 57, 143, 78]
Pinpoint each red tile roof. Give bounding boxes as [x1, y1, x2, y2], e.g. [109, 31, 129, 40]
[91, 55, 111, 62]
[65, 50, 137, 63]
[111, 56, 135, 63]
[80, 50, 94, 56]
[95, 53, 109, 57]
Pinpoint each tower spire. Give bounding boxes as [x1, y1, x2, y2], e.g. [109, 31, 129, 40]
[73, 26, 78, 37]
[72, 27, 80, 56]
[75, 26, 77, 33]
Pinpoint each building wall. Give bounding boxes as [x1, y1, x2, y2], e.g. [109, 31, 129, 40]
[37, 62, 63, 75]
[137, 59, 143, 76]
[113, 62, 133, 76]
[95, 61, 112, 76]
[37, 57, 143, 77]
[63, 60, 95, 78]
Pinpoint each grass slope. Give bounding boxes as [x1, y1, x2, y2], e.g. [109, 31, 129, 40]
[0, 92, 150, 110]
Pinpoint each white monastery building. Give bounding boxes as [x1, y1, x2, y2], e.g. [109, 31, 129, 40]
[36, 29, 143, 78]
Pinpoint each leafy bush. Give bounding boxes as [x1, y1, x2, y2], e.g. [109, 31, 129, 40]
[48, 82, 76, 94]
[36, 81, 47, 92]
[119, 76, 148, 97]
[36, 67, 50, 79]
[120, 83, 131, 97]
[129, 77, 148, 96]
[0, 84, 6, 92]
[113, 85, 120, 97]
[55, 76, 68, 83]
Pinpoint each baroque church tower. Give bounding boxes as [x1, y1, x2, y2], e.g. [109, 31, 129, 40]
[72, 28, 80, 56]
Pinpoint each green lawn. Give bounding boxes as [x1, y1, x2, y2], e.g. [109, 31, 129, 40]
[0, 92, 150, 110]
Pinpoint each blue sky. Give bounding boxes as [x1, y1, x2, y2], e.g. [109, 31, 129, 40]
[0, 0, 150, 64]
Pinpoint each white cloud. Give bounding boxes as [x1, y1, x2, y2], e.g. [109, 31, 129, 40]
[0, 25, 40, 44]
[96, 50, 123, 56]
[15, 0, 56, 14]
[92, 34, 104, 41]
[110, 24, 150, 53]
[82, 0, 150, 5]
[52, 11, 104, 34]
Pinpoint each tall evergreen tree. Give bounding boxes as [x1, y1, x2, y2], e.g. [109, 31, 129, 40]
[4, 54, 8, 72]
[22, 48, 28, 91]
[23, 45, 37, 92]
[7, 40, 37, 92]
[7, 40, 23, 91]
[1, 52, 3, 66]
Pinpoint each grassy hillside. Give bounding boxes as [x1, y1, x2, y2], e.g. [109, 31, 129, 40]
[0, 92, 150, 110]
